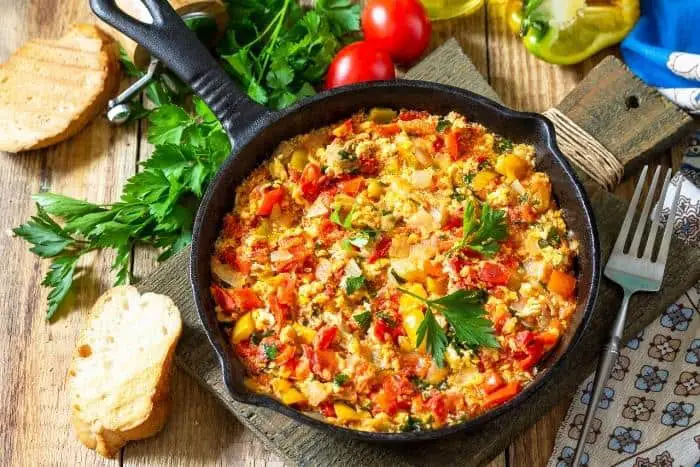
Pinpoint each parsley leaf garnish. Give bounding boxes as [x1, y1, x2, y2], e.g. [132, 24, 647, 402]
[353, 311, 372, 331]
[538, 228, 561, 248]
[493, 136, 513, 154]
[454, 200, 508, 257]
[345, 275, 365, 295]
[263, 344, 279, 360]
[436, 118, 452, 133]
[334, 373, 349, 386]
[399, 287, 499, 367]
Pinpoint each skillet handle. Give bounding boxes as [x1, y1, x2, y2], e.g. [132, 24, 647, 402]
[90, 0, 267, 141]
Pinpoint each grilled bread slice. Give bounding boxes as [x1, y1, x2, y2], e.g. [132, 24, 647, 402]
[68, 286, 182, 458]
[0, 24, 120, 153]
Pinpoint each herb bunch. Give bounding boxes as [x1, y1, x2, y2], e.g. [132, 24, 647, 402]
[14, 1, 361, 319]
[220, 0, 360, 109]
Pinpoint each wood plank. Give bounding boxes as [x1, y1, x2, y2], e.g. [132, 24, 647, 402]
[0, 1, 139, 464]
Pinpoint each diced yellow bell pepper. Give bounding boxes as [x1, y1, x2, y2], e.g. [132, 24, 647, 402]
[232, 312, 254, 344]
[289, 149, 308, 171]
[333, 403, 367, 422]
[281, 388, 307, 405]
[397, 141, 418, 167]
[495, 154, 530, 180]
[293, 323, 316, 345]
[402, 308, 425, 349]
[271, 378, 293, 396]
[367, 180, 383, 199]
[530, 179, 552, 213]
[399, 283, 427, 313]
[426, 276, 447, 296]
[472, 170, 498, 191]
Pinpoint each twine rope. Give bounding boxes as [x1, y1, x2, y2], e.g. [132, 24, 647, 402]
[543, 108, 623, 190]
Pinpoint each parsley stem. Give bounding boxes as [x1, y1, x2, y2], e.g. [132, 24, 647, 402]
[257, 0, 292, 82]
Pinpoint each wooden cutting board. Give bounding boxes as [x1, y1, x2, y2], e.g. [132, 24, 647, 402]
[138, 39, 699, 466]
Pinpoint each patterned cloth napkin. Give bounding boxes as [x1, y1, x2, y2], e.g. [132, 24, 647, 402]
[547, 130, 700, 467]
[620, 0, 700, 114]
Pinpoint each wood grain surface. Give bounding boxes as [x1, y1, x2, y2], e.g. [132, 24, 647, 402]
[0, 1, 693, 466]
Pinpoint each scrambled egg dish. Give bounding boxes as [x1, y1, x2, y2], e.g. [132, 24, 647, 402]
[210, 109, 578, 432]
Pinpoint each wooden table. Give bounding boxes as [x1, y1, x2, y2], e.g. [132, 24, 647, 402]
[0, 1, 684, 466]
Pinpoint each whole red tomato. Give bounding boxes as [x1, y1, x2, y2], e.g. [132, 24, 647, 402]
[325, 41, 395, 89]
[362, 0, 432, 66]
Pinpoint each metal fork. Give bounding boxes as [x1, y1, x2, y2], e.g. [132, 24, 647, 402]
[572, 165, 683, 466]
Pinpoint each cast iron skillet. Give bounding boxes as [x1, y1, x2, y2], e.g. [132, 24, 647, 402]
[91, 0, 601, 442]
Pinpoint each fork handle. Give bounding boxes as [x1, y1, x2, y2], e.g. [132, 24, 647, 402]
[572, 292, 632, 466]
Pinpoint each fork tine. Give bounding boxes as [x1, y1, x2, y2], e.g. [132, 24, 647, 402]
[613, 165, 648, 253]
[642, 169, 672, 259]
[656, 178, 683, 264]
[629, 166, 661, 257]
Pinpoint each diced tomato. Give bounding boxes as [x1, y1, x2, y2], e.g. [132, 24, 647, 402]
[270, 277, 297, 330]
[314, 325, 338, 351]
[456, 126, 482, 156]
[234, 340, 265, 373]
[368, 237, 392, 263]
[358, 152, 381, 176]
[534, 330, 560, 351]
[375, 123, 400, 136]
[257, 187, 285, 216]
[277, 275, 297, 306]
[319, 400, 336, 418]
[305, 345, 338, 381]
[443, 213, 462, 230]
[218, 246, 238, 267]
[373, 314, 405, 344]
[372, 375, 414, 416]
[300, 163, 322, 201]
[482, 370, 506, 395]
[483, 381, 520, 408]
[433, 135, 444, 152]
[339, 177, 364, 195]
[211, 284, 236, 314]
[275, 343, 296, 365]
[230, 288, 263, 311]
[235, 257, 252, 274]
[480, 262, 510, 286]
[424, 393, 448, 424]
[515, 330, 533, 348]
[399, 110, 428, 121]
[445, 130, 460, 160]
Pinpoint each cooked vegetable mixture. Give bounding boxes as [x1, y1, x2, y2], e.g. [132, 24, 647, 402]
[210, 109, 578, 432]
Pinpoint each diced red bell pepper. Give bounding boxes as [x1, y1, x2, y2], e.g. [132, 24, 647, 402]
[368, 237, 392, 263]
[375, 123, 400, 136]
[358, 152, 381, 176]
[257, 187, 285, 216]
[445, 130, 460, 160]
[230, 288, 263, 311]
[211, 284, 236, 314]
[319, 400, 336, 418]
[484, 381, 520, 408]
[307, 347, 338, 382]
[480, 262, 510, 286]
[547, 270, 577, 298]
[399, 110, 428, 121]
[425, 393, 448, 424]
[482, 370, 506, 395]
[534, 330, 560, 351]
[300, 163, 322, 201]
[314, 325, 338, 351]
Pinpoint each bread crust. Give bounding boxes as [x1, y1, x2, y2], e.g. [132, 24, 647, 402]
[68, 286, 182, 458]
[0, 24, 120, 153]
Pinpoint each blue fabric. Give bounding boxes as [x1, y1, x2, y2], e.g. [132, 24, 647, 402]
[620, 0, 700, 88]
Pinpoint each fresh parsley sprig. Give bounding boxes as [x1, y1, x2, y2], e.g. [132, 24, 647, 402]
[398, 288, 499, 367]
[13, 100, 230, 319]
[454, 200, 508, 257]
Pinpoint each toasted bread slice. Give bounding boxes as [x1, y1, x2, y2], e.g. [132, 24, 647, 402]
[0, 24, 120, 153]
[68, 286, 182, 458]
